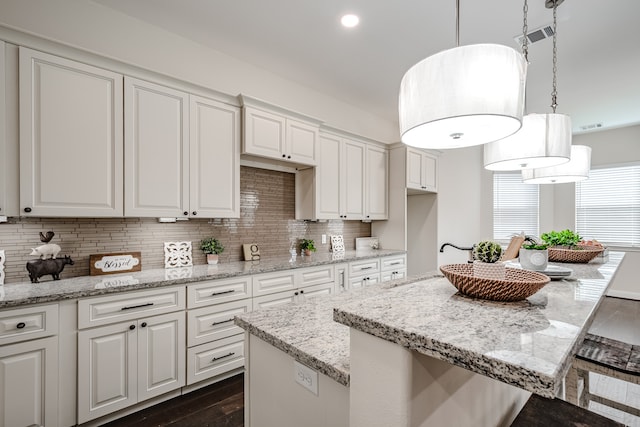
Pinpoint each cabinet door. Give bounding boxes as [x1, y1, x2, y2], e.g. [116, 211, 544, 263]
[0, 41, 19, 218]
[137, 311, 185, 402]
[406, 148, 424, 191]
[0, 336, 58, 427]
[365, 145, 388, 220]
[341, 139, 365, 219]
[242, 107, 285, 160]
[19, 47, 123, 217]
[124, 77, 189, 217]
[252, 291, 296, 310]
[316, 134, 342, 219]
[190, 95, 240, 218]
[78, 322, 137, 423]
[286, 118, 317, 166]
[422, 152, 438, 192]
[300, 282, 334, 300]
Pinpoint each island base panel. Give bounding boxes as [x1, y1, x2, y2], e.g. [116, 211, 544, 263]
[246, 335, 348, 427]
[349, 329, 530, 427]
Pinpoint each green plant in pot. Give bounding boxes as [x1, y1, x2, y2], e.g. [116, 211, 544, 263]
[299, 239, 316, 256]
[472, 240, 505, 280]
[519, 239, 549, 271]
[541, 229, 582, 249]
[200, 237, 224, 265]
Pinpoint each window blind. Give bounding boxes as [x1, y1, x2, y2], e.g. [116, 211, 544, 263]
[493, 173, 539, 240]
[576, 165, 640, 247]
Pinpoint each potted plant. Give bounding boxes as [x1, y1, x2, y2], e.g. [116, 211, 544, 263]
[519, 240, 549, 271]
[200, 237, 224, 265]
[472, 240, 505, 280]
[540, 229, 582, 249]
[299, 239, 316, 256]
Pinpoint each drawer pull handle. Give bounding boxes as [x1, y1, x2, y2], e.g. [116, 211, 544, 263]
[211, 290, 235, 296]
[211, 352, 235, 363]
[360, 266, 373, 270]
[121, 302, 154, 311]
[389, 262, 401, 265]
[16, 322, 26, 329]
[211, 319, 234, 326]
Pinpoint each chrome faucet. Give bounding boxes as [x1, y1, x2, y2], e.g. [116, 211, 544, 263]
[439, 242, 475, 262]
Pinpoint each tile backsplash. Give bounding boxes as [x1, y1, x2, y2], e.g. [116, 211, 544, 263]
[0, 166, 371, 284]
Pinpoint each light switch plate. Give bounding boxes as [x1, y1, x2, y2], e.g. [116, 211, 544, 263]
[294, 361, 318, 395]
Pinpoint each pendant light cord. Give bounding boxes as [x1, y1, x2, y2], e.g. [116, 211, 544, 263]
[455, 0, 460, 47]
[522, 0, 529, 62]
[551, 0, 558, 113]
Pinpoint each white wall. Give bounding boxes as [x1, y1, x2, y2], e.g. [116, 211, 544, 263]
[0, 0, 398, 143]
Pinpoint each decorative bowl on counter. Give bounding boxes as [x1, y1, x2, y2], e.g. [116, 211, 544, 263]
[547, 246, 603, 263]
[440, 263, 550, 302]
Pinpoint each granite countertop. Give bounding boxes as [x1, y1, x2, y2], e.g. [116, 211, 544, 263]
[235, 272, 442, 386]
[0, 249, 405, 308]
[334, 253, 624, 398]
[236, 253, 623, 393]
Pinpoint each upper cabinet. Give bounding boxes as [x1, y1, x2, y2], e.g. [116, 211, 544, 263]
[124, 77, 240, 218]
[296, 130, 387, 221]
[241, 96, 320, 167]
[0, 41, 19, 217]
[19, 47, 124, 217]
[406, 147, 438, 193]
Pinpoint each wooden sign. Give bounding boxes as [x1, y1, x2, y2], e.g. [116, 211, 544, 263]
[243, 243, 260, 261]
[90, 252, 142, 276]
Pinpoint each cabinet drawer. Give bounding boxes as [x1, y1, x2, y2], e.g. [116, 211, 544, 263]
[301, 282, 334, 300]
[186, 334, 244, 385]
[381, 270, 406, 282]
[187, 276, 251, 309]
[349, 259, 380, 275]
[298, 265, 335, 287]
[252, 271, 296, 297]
[187, 299, 251, 347]
[0, 304, 58, 345]
[381, 255, 407, 272]
[252, 291, 296, 310]
[78, 286, 185, 329]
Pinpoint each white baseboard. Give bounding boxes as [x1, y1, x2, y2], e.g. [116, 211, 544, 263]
[606, 289, 640, 301]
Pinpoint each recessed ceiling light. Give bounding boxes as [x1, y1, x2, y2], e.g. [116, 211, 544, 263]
[341, 14, 359, 28]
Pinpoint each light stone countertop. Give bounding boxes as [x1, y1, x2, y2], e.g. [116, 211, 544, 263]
[236, 253, 623, 394]
[334, 253, 624, 397]
[0, 249, 404, 308]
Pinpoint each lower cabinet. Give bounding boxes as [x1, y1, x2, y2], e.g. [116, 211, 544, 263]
[77, 311, 185, 423]
[252, 282, 335, 310]
[0, 336, 58, 427]
[187, 334, 245, 386]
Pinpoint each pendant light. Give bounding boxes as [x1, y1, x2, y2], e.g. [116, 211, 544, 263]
[523, 0, 590, 183]
[484, 0, 571, 171]
[399, 0, 527, 149]
[522, 145, 591, 183]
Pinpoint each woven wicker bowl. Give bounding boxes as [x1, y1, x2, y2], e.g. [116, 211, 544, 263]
[440, 264, 550, 302]
[548, 246, 603, 263]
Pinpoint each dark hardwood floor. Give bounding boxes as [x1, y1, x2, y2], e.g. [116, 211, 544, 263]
[101, 374, 244, 427]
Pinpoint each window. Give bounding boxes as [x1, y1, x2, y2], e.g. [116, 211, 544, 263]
[493, 173, 539, 240]
[576, 164, 640, 247]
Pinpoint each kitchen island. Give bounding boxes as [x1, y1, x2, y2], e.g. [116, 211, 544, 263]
[236, 253, 624, 427]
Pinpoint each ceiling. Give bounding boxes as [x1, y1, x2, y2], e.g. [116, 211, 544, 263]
[95, 0, 640, 137]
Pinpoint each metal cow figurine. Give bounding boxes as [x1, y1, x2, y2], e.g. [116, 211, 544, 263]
[26, 256, 74, 283]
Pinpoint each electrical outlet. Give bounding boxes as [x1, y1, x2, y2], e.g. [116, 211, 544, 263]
[294, 361, 318, 395]
[321, 234, 327, 244]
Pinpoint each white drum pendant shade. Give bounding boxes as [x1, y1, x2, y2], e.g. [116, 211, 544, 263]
[484, 113, 572, 171]
[522, 145, 591, 184]
[399, 44, 527, 149]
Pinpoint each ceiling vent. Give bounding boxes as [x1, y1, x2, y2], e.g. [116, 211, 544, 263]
[514, 24, 555, 47]
[580, 123, 603, 131]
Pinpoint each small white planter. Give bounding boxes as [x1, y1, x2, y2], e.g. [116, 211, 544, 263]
[519, 248, 548, 271]
[473, 260, 506, 280]
[206, 254, 219, 265]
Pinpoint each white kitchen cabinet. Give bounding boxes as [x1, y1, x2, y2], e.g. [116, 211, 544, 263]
[380, 254, 407, 282]
[0, 304, 59, 427]
[348, 258, 381, 289]
[125, 77, 240, 218]
[78, 311, 185, 423]
[0, 41, 19, 218]
[124, 77, 189, 217]
[365, 144, 389, 220]
[406, 147, 438, 193]
[19, 47, 123, 217]
[296, 131, 367, 220]
[189, 94, 240, 218]
[242, 103, 318, 167]
[187, 334, 245, 386]
[252, 282, 335, 310]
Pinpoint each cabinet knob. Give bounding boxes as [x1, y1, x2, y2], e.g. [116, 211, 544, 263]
[24, 207, 32, 213]
[16, 322, 26, 329]
[183, 211, 188, 216]
[300, 289, 304, 294]
[141, 322, 147, 328]
[192, 211, 197, 216]
[129, 325, 136, 330]
[294, 291, 299, 296]
[287, 155, 291, 159]
[282, 154, 286, 158]
[367, 215, 370, 218]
